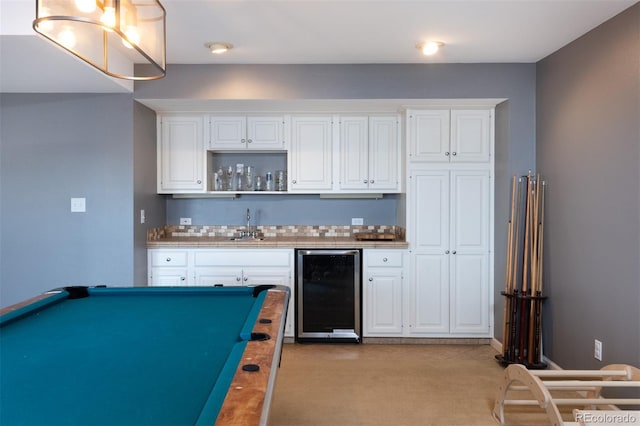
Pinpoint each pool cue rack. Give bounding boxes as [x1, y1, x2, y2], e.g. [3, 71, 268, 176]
[496, 172, 547, 369]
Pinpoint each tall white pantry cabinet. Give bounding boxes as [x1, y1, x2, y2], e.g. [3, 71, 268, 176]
[405, 108, 494, 337]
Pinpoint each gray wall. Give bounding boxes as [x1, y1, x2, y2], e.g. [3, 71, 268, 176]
[166, 194, 400, 226]
[0, 94, 157, 307]
[133, 101, 165, 285]
[136, 63, 537, 340]
[536, 4, 640, 367]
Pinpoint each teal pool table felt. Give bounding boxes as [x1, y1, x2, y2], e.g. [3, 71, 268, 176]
[0, 287, 267, 425]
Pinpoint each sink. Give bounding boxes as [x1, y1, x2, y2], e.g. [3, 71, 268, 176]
[229, 237, 265, 241]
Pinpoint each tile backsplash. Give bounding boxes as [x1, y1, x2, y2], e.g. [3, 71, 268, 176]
[148, 225, 404, 240]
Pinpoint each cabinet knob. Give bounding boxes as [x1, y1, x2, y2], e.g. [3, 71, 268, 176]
[370, 179, 375, 184]
[197, 180, 202, 184]
[445, 152, 450, 156]
[452, 152, 457, 156]
[452, 250, 457, 254]
[166, 257, 171, 262]
[236, 277, 241, 281]
[445, 250, 449, 254]
[247, 139, 253, 144]
[364, 180, 368, 184]
[241, 139, 246, 143]
[369, 277, 373, 282]
[292, 180, 297, 184]
[243, 276, 248, 282]
[383, 257, 388, 262]
[180, 277, 185, 281]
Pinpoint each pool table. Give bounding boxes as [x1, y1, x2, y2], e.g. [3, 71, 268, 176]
[0, 285, 289, 426]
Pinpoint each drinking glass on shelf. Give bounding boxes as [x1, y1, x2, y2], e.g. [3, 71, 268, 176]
[276, 170, 286, 191]
[245, 166, 255, 191]
[255, 175, 264, 191]
[265, 172, 274, 191]
[225, 166, 233, 191]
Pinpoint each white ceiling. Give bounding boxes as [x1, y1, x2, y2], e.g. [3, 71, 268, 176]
[0, 0, 637, 93]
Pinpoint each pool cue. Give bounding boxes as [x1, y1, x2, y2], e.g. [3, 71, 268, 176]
[532, 180, 546, 364]
[508, 177, 524, 361]
[518, 172, 533, 362]
[501, 175, 518, 358]
[527, 174, 542, 364]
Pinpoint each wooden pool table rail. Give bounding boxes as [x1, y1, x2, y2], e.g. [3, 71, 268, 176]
[215, 288, 289, 426]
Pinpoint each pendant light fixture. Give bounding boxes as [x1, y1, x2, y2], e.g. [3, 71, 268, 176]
[33, 0, 166, 80]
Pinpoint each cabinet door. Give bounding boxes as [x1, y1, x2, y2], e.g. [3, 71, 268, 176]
[149, 268, 189, 286]
[408, 110, 450, 162]
[364, 268, 403, 336]
[450, 110, 491, 162]
[158, 115, 205, 193]
[247, 116, 285, 150]
[368, 116, 399, 190]
[449, 169, 490, 334]
[451, 170, 490, 254]
[409, 170, 449, 252]
[450, 253, 489, 334]
[210, 116, 246, 149]
[289, 116, 333, 191]
[408, 253, 449, 334]
[339, 116, 369, 190]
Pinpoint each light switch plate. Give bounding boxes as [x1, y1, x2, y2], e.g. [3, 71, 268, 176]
[180, 217, 192, 225]
[351, 218, 364, 225]
[70, 197, 86, 213]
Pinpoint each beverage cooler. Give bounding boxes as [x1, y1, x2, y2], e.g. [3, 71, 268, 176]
[295, 249, 361, 343]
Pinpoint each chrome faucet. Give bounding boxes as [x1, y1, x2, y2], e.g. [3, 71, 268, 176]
[246, 208, 251, 231]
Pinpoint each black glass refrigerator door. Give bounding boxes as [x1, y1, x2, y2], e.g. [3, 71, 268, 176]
[296, 249, 361, 342]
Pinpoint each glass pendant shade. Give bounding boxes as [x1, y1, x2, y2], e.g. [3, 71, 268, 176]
[33, 0, 166, 80]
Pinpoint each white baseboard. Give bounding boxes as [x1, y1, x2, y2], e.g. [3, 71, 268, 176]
[490, 338, 562, 370]
[491, 337, 502, 353]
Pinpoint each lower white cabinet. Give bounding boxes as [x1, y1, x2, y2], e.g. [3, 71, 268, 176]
[148, 248, 295, 336]
[363, 249, 406, 337]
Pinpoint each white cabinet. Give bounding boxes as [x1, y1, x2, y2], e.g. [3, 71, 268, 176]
[288, 116, 333, 192]
[157, 115, 206, 193]
[407, 109, 491, 163]
[339, 115, 401, 192]
[407, 169, 491, 336]
[148, 250, 191, 286]
[363, 250, 405, 336]
[209, 116, 285, 150]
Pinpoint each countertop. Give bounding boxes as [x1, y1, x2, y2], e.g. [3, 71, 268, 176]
[147, 236, 408, 249]
[147, 224, 409, 249]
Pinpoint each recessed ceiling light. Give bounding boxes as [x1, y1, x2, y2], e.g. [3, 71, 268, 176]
[205, 42, 233, 54]
[416, 41, 444, 56]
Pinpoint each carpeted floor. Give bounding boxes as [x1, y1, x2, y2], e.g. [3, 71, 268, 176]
[270, 343, 509, 426]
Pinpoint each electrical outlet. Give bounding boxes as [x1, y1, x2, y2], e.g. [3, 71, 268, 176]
[352, 218, 364, 225]
[594, 339, 603, 361]
[179, 217, 192, 225]
[70, 197, 86, 213]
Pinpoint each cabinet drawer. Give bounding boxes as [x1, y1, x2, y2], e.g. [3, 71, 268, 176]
[366, 251, 404, 267]
[194, 250, 292, 267]
[150, 251, 188, 267]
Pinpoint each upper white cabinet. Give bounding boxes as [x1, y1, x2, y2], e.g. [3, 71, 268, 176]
[209, 115, 285, 150]
[288, 115, 333, 192]
[339, 115, 401, 192]
[408, 109, 491, 163]
[157, 114, 206, 193]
